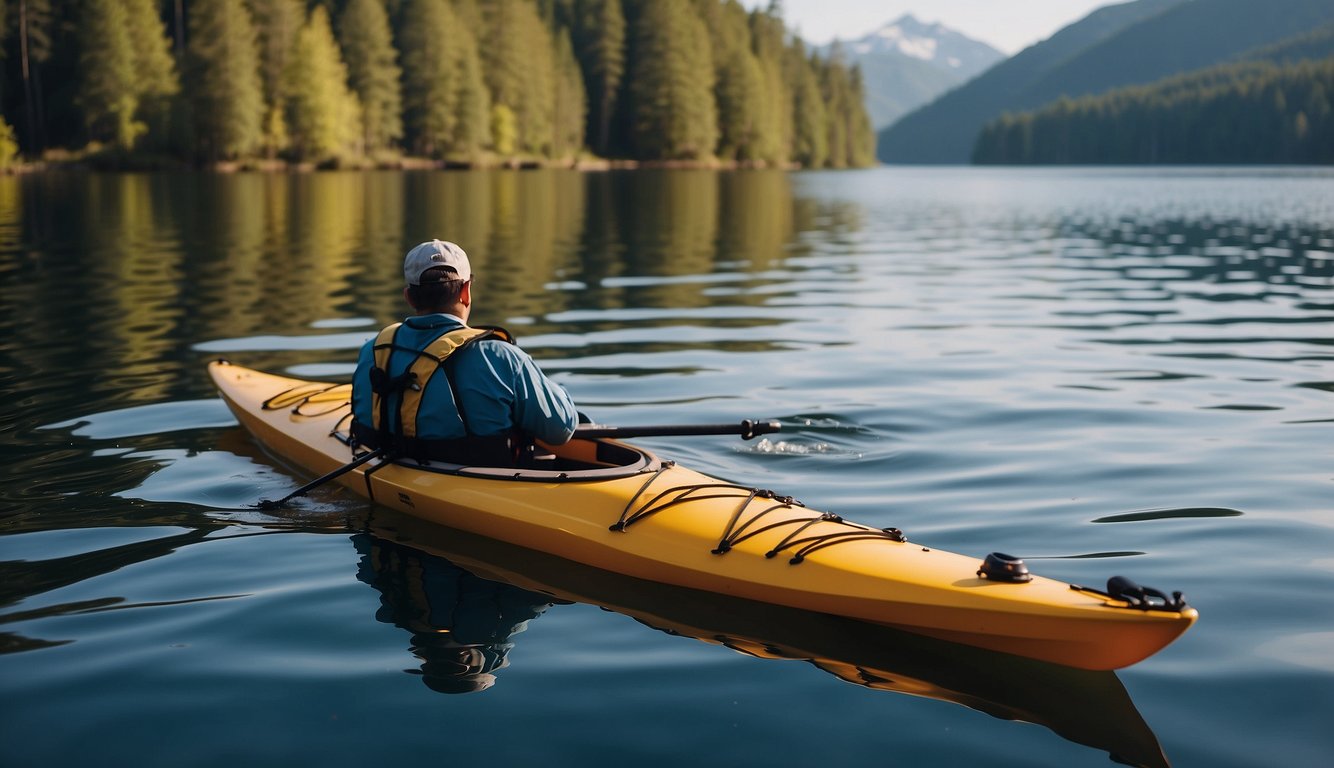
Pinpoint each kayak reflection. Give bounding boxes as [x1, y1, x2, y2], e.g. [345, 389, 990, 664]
[360, 508, 1171, 768]
[353, 533, 556, 694]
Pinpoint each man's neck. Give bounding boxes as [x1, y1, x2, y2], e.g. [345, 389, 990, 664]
[411, 310, 467, 326]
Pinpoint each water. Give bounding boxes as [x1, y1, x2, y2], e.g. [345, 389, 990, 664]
[2, 167, 1332, 767]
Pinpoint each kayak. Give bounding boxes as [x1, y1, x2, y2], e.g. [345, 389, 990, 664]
[208, 360, 1197, 670]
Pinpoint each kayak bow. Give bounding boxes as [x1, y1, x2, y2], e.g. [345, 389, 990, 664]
[208, 360, 1197, 670]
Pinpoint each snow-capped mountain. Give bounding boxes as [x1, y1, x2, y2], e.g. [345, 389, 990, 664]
[821, 14, 1005, 130]
[847, 14, 1003, 75]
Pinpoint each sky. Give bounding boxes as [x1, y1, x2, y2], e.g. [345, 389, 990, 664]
[740, 0, 1116, 54]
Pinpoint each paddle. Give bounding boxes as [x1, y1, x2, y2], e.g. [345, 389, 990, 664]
[574, 419, 781, 441]
[255, 446, 388, 510]
[253, 419, 780, 509]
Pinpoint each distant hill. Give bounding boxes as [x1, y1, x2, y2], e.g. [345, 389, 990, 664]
[819, 15, 1004, 131]
[878, 0, 1334, 164]
[973, 56, 1334, 164]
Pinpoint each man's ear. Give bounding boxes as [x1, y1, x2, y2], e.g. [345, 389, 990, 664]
[403, 286, 414, 309]
[460, 280, 472, 306]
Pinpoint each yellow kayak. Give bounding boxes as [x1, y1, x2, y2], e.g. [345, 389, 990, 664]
[209, 360, 1197, 670]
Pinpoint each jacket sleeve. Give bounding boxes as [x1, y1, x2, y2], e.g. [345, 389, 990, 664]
[455, 341, 578, 445]
[507, 347, 579, 445]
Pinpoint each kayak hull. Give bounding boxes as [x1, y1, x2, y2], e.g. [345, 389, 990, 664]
[209, 360, 1196, 670]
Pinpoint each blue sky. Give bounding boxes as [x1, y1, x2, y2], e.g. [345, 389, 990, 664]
[740, 0, 1114, 54]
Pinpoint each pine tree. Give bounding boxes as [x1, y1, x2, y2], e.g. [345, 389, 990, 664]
[818, 47, 854, 167]
[77, 0, 178, 150]
[124, 0, 180, 147]
[748, 4, 790, 165]
[847, 65, 875, 166]
[284, 6, 363, 162]
[77, 0, 140, 148]
[569, 0, 625, 156]
[400, 0, 459, 157]
[338, 0, 403, 154]
[480, 0, 558, 158]
[188, 0, 265, 160]
[514, 0, 557, 156]
[246, 0, 304, 157]
[626, 0, 716, 160]
[551, 31, 588, 161]
[451, 12, 493, 158]
[15, 0, 58, 153]
[480, 0, 527, 118]
[788, 43, 827, 168]
[701, 0, 764, 162]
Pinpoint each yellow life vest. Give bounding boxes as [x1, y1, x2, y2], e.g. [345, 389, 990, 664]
[366, 323, 514, 445]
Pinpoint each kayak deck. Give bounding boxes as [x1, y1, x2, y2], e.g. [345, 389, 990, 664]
[208, 360, 1197, 670]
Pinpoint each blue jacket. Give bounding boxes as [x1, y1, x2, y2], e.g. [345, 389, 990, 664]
[351, 314, 577, 445]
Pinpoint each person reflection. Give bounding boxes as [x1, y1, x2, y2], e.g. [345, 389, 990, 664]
[353, 533, 556, 693]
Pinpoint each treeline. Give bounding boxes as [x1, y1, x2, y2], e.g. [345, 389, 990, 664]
[0, 0, 875, 169]
[973, 56, 1334, 164]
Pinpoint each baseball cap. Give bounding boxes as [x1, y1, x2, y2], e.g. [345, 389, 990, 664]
[403, 239, 472, 285]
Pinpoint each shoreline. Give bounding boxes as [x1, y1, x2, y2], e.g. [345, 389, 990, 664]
[2, 152, 808, 175]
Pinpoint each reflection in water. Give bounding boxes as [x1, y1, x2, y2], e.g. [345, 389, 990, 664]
[352, 533, 554, 694]
[364, 511, 1170, 768]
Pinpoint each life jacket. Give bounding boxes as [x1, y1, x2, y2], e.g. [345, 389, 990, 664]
[354, 323, 519, 465]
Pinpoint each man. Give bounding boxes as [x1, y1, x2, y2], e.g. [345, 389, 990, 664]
[351, 239, 578, 465]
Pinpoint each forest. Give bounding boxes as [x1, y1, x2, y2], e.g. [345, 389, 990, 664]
[971, 56, 1334, 165]
[0, 0, 876, 170]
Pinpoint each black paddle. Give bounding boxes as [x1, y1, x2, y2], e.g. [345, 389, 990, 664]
[253, 419, 780, 509]
[574, 419, 781, 441]
[255, 446, 388, 510]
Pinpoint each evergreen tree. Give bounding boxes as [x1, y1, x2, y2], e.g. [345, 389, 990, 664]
[788, 42, 827, 168]
[77, 0, 141, 148]
[551, 31, 588, 161]
[817, 45, 871, 168]
[338, 0, 403, 154]
[188, 0, 265, 160]
[401, 0, 463, 157]
[568, 0, 626, 155]
[747, 3, 790, 165]
[246, 0, 304, 157]
[626, 0, 716, 160]
[451, 10, 493, 158]
[699, 0, 765, 162]
[124, 0, 180, 147]
[283, 5, 363, 162]
[515, 0, 558, 156]
[480, 0, 558, 157]
[480, 0, 527, 118]
[847, 65, 875, 166]
[77, 0, 178, 150]
[452, 0, 484, 30]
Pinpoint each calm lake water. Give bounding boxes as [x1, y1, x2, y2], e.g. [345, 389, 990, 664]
[2, 166, 1332, 767]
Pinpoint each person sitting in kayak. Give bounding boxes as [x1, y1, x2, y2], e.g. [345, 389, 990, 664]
[350, 239, 578, 465]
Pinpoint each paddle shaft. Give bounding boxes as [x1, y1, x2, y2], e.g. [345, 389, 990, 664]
[256, 446, 387, 509]
[575, 419, 780, 441]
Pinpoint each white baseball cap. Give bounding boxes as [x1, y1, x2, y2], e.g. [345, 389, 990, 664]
[403, 239, 472, 285]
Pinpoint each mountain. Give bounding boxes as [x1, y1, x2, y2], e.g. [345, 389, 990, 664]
[821, 15, 1004, 131]
[877, 0, 1334, 164]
